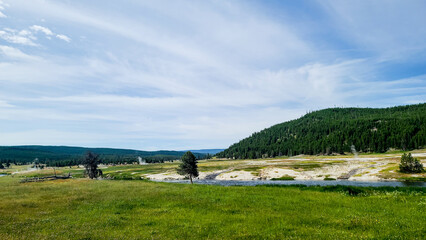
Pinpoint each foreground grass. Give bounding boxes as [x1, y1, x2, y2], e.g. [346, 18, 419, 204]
[0, 177, 425, 239]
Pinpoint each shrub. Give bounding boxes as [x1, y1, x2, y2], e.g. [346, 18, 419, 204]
[399, 153, 424, 173]
[324, 177, 336, 181]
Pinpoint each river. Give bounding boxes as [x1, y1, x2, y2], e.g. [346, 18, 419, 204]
[156, 179, 426, 187]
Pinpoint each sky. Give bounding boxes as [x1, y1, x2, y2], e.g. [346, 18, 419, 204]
[0, 0, 425, 151]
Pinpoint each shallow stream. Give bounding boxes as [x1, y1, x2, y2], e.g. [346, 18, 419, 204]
[157, 179, 425, 187]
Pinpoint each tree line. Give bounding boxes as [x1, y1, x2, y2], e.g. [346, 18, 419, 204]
[0, 146, 209, 167]
[217, 103, 426, 159]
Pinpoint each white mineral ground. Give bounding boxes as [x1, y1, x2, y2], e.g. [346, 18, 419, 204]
[145, 153, 426, 181]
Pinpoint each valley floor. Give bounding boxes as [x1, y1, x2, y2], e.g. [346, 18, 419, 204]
[2, 150, 425, 182]
[137, 150, 426, 182]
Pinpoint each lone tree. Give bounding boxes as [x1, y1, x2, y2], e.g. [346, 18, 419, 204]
[399, 153, 424, 173]
[82, 151, 103, 179]
[177, 151, 199, 184]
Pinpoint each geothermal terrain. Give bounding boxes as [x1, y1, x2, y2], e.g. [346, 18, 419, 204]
[144, 151, 426, 182]
[3, 150, 425, 183]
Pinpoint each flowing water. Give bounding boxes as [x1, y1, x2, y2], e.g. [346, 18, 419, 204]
[156, 179, 425, 187]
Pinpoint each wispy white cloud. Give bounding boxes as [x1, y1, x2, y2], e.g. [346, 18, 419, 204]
[6, 0, 309, 69]
[56, 34, 70, 42]
[29, 25, 71, 42]
[29, 25, 53, 36]
[0, 29, 37, 46]
[318, 0, 426, 58]
[0, 24, 71, 46]
[0, 45, 43, 61]
[0, 100, 14, 108]
[18, 29, 33, 37]
[0, 0, 7, 18]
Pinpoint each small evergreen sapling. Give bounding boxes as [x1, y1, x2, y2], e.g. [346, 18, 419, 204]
[399, 153, 424, 173]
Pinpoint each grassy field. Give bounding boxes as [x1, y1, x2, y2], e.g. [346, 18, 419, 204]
[0, 176, 425, 239]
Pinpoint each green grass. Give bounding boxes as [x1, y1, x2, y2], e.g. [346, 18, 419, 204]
[378, 163, 426, 181]
[271, 175, 295, 181]
[0, 164, 33, 175]
[289, 163, 321, 170]
[0, 176, 425, 239]
[398, 177, 426, 182]
[237, 166, 264, 176]
[197, 165, 230, 172]
[324, 160, 346, 164]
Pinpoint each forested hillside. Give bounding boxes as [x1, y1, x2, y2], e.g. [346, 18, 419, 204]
[0, 146, 206, 166]
[217, 103, 426, 159]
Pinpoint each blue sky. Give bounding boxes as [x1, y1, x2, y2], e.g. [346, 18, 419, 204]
[0, 0, 425, 150]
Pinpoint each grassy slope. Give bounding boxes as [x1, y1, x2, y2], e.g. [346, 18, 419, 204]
[0, 177, 425, 239]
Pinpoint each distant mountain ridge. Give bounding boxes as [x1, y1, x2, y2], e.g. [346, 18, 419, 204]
[0, 145, 207, 166]
[217, 103, 426, 159]
[188, 149, 225, 154]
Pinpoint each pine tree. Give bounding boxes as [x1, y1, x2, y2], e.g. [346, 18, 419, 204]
[177, 151, 199, 184]
[82, 151, 103, 179]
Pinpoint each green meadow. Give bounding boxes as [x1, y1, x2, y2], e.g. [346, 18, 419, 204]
[0, 176, 425, 239]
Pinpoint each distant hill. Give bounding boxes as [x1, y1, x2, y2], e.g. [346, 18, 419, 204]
[0, 145, 206, 166]
[217, 103, 426, 159]
[189, 149, 225, 154]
